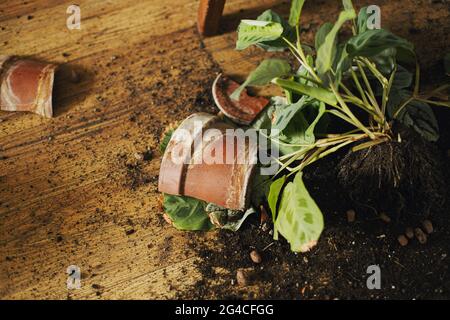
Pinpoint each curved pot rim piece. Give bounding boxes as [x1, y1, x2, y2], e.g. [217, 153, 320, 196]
[0, 55, 57, 118]
[158, 112, 257, 210]
[212, 73, 269, 125]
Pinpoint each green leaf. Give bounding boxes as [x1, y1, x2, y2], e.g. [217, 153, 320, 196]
[220, 208, 256, 231]
[256, 10, 296, 51]
[159, 129, 174, 153]
[387, 89, 439, 142]
[347, 29, 414, 61]
[370, 47, 397, 75]
[271, 96, 308, 132]
[275, 101, 325, 155]
[250, 171, 273, 207]
[315, 22, 333, 52]
[272, 78, 337, 106]
[163, 194, 215, 231]
[304, 101, 326, 140]
[392, 65, 413, 89]
[275, 171, 324, 252]
[268, 176, 286, 221]
[231, 59, 291, 100]
[342, 0, 355, 11]
[357, 6, 369, 34]
[251, 98, 279, 130]
[289, 0, 305, 26]
[316, 8, 356, 76]
[236, 20, 284, 50]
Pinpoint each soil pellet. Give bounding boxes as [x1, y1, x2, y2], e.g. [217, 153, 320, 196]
[250, 250, 262, 264]
[236, 269, 247, 286]
[422, 220, 433, 234]
[405, 227, 414, 239]
[397, 235, 408, 246]
[346, 209, 356, 223]
[379, 212, 391, 223]
[414, 228, 427, 244]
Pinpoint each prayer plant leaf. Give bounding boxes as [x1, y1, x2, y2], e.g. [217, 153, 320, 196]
[256, 9, 296, 51]
[268, 175, 286, 240]
[231, 59, 291, 100]
[288, 0, 305, 26]
[272, 78, 338, 106]
[271, 97, 308, 132]
[268, 175, 286, 222]
[316, 8, 356, 77]
[357, 6, 369, 34]
[315, 22, 333, 53]
[275, 172, 324, 252]
[347, 29, 415, 62]
[387, 89, 439, 142]
[236, 20, 284, 50]
[163, 194, 215, 231]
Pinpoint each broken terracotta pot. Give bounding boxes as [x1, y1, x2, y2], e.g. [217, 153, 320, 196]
[158, 112, 258, 210]
[212, 73, 269, 125]
[0, 56, 57, 118]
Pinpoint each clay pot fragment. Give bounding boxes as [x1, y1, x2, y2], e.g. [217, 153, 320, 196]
[158, 112, 258, 210]
[212, 74, 269, 125]
[0, 56, 57, 118]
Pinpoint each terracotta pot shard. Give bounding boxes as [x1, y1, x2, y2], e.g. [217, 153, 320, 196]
[0, 56, 57, 118]
[158, 112, 258, 210]
[212, 73, 269, 125]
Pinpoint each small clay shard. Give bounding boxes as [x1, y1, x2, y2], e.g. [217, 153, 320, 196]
[212, 74, 269, 125]
[0, 56, 57, 118]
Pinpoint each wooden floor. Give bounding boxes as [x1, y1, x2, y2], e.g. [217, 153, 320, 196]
[0, 0, 448, 299]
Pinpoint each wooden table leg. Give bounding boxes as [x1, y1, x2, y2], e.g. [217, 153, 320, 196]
[197, 0, 226, 36]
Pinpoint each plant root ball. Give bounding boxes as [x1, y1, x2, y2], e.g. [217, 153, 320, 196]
[337, 124, 446, 224]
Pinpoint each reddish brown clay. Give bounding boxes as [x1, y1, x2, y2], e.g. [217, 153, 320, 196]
[0, 56, 57, 118]
[197, 0, 226, 36]
[212, 74, 269, 125]
[158, 112, 257, 210]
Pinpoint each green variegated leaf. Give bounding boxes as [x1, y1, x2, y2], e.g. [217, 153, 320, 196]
[275, 172, 324, 252]
[236, 20, 284, 50]
[163, 194, 215, 231]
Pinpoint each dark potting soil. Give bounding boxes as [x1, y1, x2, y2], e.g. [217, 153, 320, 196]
[184, 145, 449, 299]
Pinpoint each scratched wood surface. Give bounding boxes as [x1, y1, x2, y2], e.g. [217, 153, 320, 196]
[0, 0, 448, 299]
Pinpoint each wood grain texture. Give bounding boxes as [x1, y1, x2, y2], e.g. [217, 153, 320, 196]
[0, 0, 449, 299]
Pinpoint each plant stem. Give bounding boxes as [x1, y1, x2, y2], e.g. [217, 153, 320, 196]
[282, 37, 321, 83]
[329, 82, 376, 139]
